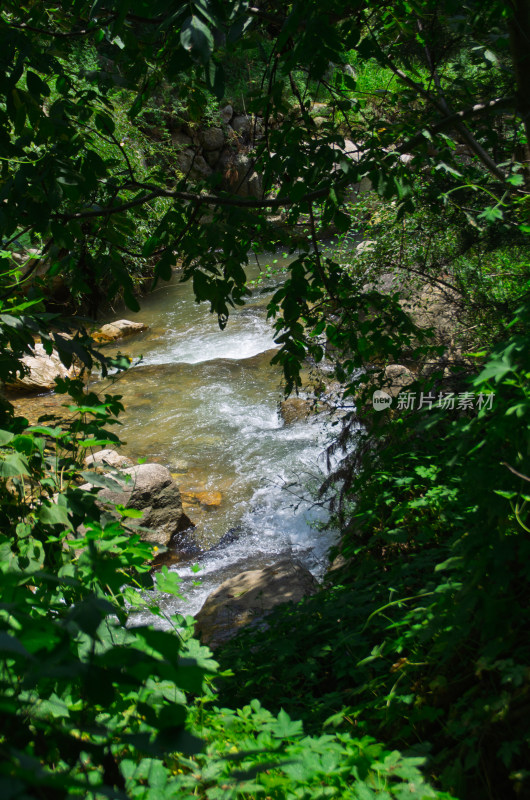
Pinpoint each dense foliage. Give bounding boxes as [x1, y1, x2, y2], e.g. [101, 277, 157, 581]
[0, 1, 529, 799]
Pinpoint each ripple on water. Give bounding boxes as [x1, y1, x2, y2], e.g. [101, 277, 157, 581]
[19, 261, 340, 624]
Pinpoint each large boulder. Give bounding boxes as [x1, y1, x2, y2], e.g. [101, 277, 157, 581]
[5, 343, 73, 393]
[194, 559, 318, 648]
[279, 396, 313, 424]
[231, 114, 252, 138]
[204, 148, 222, 168]
[86, 463, 193, 547]
[171, 130, 193, 149]
[200, 126, 225, 151]
[218, 152, 263, 197]
[176, 149, 213, 181]
[94, 319, 148, 342]
[220, 104, 233, 125]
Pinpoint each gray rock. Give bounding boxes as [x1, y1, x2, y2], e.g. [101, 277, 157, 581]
[190, 154, 213, 180]
[176, 148, 195, 174]
[204, 148, 222, 168]
[200, 126, 225, 151]
[382, 364, 415, 397]
[247, 171, 263, 199]
[231, 114, 251, 137]
[85, 449, 134, 470]
[176, 150, 212, 180]
[311, 102, 329, 115]
[330, 138, 363, 163]
[89, 463, 193, 547]
[171, 130, 193, 149]
[194, 559, 318, 648]
[220, 104, 233, 124]
[219, 151, 253, 195]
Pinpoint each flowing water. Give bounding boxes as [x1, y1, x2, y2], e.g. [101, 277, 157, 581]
[16, 257, 339, 622]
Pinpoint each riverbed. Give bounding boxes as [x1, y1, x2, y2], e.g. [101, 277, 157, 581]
[100, 256, 340, 619]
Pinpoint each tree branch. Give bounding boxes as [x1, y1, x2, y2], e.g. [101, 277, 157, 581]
[367, 24, 511, 185]
[397, 97, 516, 155]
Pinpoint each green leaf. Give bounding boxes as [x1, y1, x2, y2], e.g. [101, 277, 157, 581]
[123, 286, 140, 312]
[270, 709, 304, 739]
[38, 501, 73, 529]
[180, 16, 214, 64]
[37, 693, 70, 718]
[206, 60, 225, 99]
[0, 453, 30, 477]
[0, 429, 14, 445]
[478, 205, 503, 222]
[116, 504, 143, 518]
[156, 566, 184, 597]
[26, 71, 50, 97]
[95, 111, 115, 134]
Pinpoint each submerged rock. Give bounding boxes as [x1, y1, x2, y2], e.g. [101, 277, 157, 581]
[181, 489, 222, 508]
[94, 319, 148, 342]
[194, 559, 318, 648]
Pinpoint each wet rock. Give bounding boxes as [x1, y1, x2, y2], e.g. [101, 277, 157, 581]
[85, 448, 134, 470]
[5, 343, 73, 393]
[215, 526, 244, 549]
[194, 490, 222, 507]
[279, 396, 313, 424]
[181, 489, 222, 508]
[84, 463, 193, 547]
[200, 126, 225, 151]
[94, 319, 148, 342]
[194, 559, 318, 648]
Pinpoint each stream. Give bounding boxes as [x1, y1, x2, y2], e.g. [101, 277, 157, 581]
[104, 257, 339, 622]
[15, 256, 340, 623]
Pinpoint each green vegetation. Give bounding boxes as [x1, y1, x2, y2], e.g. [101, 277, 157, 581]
[1, 2, 529, 799]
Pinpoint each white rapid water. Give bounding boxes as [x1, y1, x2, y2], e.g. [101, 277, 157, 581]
[101, 259, 338, 622]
